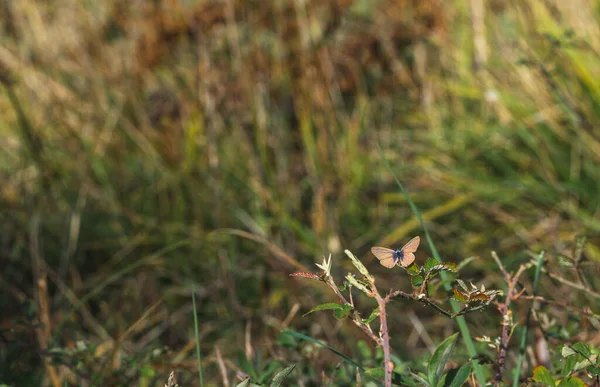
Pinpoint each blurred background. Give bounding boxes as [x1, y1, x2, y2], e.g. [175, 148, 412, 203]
[2, 0, 600, 385]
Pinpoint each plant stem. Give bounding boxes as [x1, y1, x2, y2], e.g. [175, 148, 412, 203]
[371, 286, 392, 387]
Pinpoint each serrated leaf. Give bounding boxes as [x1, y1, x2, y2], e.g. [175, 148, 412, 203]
[532, 366, 556, 386]
[412, 275, 424, 287]
[562, 346, 577, 357]
[451, 289, 467, 303]
[363, 308, 380, 324]
[445, 363, 472, 387]
[236, 378, 251, 387]
[269, 365, 296, 387]
[438, 263, 457, 272]
[406, 263, 420, 275]
[469, 293, 490, 303]
[563, 351, 579, 376]
[573, 358, 594, 372]
[572, 342, 591, 358]
[333, 304, 353, 320]
[557, 377, 587, 387]
[455, 279, 468, 292]
[428, 333, 459, 387]
[346, 274, 373, 296]
[424, 257, 437, 272]
[304, 302, 349, 317]
[345, 250, 374, 283]
[588, 365, 600, 376]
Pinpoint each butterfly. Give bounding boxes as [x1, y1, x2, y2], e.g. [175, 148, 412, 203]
[371, 236, 421, 268]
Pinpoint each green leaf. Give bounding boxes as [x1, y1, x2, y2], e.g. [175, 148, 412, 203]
[235, 378, 251, 387]
[557, 377, 587, 387]
[333, 304, 353, 320]
[411, 371, 430, 386]
[363, 307, 380, 324]
[428, 333, 459, 387]
[269, 365, 296, 387]
[346, 274, 373, 296]
[572, 343, 592, 358]
[451, 290, 467, 304]
[424, 257, 438, 272]
[345, 249, 374, 283]
[436, 263, 457, 273]
[259, 361, 282, 383]
[445, 363, 472, 387]
[365, 368, 413, 386]
[238, 352, 258, 379]
[281, 330, 383, 386]
[411, 275, 424, 287]
[303, 302, 350, 317]
[455, 279, 468, 293]
[561, 346, 577, 358]
[588, 365, 600, 376]
[532, 366, 556, 386]
[406, 263, 420, 275]
[562, 351, 579, 376]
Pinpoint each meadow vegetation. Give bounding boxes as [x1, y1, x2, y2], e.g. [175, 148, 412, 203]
[1, 0, 600, 385]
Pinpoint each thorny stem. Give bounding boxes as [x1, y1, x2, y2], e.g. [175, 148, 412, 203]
[492, 252, 527, 387]
[370, 285, 393, 387]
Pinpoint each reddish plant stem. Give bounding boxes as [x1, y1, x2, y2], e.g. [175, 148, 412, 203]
[492, 254, 526, 387]
[371, 286, 392, 387]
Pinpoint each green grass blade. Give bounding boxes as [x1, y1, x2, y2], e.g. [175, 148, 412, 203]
[282, 330, 383, 386]
[512, 251, 545, 387]
[377, 143, 487, 386]
[192, 283, 204, 387]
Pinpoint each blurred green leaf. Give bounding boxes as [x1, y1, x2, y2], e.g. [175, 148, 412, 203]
[532, 366, 555, 386]
[303, 302, 351, 317]
[411, 275, 424, 287]
[235, 378, 251, 387]
[444, 363, 472, 387]
[406, 264, 420, 276]
[363, 307, 380, 324]
[424, 258, 437, 273]
[365, 367, 413, 386]
[281, 330, 383, 386]
[333, 304, 353, 320]
[428, 333, 459, 387]
[557, 377, 587, 387]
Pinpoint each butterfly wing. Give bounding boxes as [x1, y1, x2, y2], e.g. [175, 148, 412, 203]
[371, 247, 396, 268]
[398, 236, 420, 267]
[399, 252, 415, 267]
[379, 257, 397, 268]
[400, 236, 420, 254]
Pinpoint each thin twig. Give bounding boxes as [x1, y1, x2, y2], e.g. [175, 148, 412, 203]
[519, 295, 600, 319]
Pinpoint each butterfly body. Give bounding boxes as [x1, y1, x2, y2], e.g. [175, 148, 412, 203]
[371, 236, 420, 268]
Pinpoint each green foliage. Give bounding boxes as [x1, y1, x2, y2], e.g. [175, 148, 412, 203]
[2, 0, 600, 385]
[427, 334, 458, 387]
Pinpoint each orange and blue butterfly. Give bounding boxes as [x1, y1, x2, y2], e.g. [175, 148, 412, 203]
[371, 236, 420, 268]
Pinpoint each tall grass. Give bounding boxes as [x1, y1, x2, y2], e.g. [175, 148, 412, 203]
[1, 0, 600, 384]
